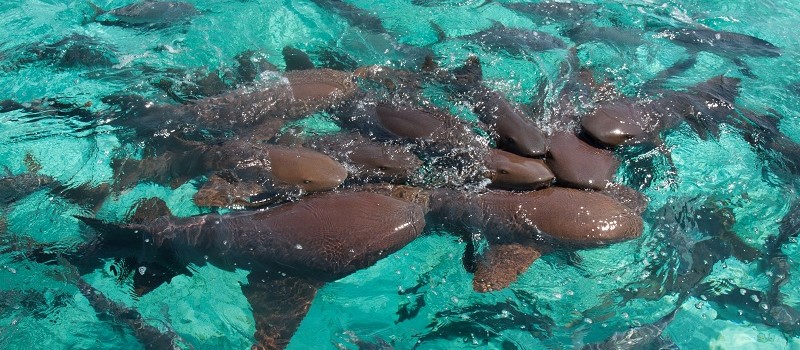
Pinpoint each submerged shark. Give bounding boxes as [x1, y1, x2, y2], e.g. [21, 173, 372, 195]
[435, 21, 567, 56]
[108, 68, 360, 136]
[70, 191, 426, 349]
[87, 0, 201, 28]
[581, 304, 681, 350]
[658, 27, 781, 78]
[447, 56, 549, 158]
[576, 197, 761, 348]
[423, 187, 643, 292]
[3, 34, 117, 70]
[111, 138, 348, 208]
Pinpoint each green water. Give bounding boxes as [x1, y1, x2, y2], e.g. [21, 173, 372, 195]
[1, 0, 799, 349]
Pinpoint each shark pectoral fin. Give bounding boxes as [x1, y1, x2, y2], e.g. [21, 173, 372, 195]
[282, 46, 316, 71]
[462, 235, 478, 274]
[127, 197, 172, 224]
[472, 243, 542, 293]
[131, 260, 186, 297]
[684, 116, 712, 141]
[641, 56, 698, 93]
[111, 157, 150, 190]
[721, 230, 762, 263]
[429, 20, 447, 43]
[108, 256, 186, 297]
[192, 175, 264, 208]
[249, 187, 304, 208]
[241, 275, 323, 350]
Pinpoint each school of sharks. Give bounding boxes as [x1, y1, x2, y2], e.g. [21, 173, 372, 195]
[0, 0, 798, 349]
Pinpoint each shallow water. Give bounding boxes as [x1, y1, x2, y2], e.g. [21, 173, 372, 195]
[1, 0, 799, 349]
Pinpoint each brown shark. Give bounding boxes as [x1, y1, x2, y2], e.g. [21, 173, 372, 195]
[366, 185, 643, 293]
[115, 68, 359, 134]
[484, 148, 554, 190]
[295, 132, 423, 185]
[447, 56, 549, 158]
[339, 101, 490, 187]
[580, 75, 742, 147]
[112, 139, 347, 207]
[428, 187, 643, 292]
[77, 191, 426, 349]
[546, 132, 619, 190]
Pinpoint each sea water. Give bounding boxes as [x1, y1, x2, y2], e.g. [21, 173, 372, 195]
[0, 0, 799, 349]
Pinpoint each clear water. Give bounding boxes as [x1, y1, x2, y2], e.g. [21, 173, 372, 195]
[1, 0, 799, 349]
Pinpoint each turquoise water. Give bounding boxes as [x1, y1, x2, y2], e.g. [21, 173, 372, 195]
[1, 0, 799, 349]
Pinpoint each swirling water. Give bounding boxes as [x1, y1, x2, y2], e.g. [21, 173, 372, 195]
[0, 0, 799, 349]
